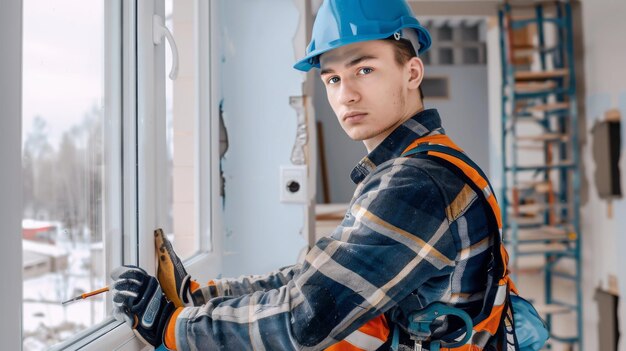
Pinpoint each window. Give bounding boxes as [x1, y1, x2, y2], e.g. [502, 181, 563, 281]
[20, 1, 218, 349]
[21, 0, 114, 349]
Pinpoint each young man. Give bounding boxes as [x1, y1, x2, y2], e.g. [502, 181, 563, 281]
[111, 0, 517, 350]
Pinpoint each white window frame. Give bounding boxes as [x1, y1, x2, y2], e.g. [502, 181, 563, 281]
[135, 0, 223, 295]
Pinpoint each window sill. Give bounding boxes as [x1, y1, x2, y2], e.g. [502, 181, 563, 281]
[49, 319, 146, 351]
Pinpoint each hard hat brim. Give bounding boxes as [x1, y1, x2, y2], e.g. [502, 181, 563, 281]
[293, 24, 431, 72]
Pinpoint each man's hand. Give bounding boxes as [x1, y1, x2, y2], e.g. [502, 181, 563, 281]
[155, 228, 204, 307]
[111, 265, 175, 347]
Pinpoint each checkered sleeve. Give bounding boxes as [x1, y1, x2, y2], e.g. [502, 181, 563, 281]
[194, 265, 301, 299]
[172, 159, 459, 350]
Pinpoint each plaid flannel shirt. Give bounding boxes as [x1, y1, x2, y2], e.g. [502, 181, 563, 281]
[172, 109, 494, 350]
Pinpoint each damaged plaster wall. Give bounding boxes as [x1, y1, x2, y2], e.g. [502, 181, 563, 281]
[218, 0, 308, 276]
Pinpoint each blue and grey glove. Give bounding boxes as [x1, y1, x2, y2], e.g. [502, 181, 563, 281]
[111, 265, 175, 347]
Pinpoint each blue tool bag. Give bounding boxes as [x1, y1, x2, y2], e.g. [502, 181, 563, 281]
[510, 295, 549, 351]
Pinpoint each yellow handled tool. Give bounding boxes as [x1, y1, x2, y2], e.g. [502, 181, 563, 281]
[62, 286, 109, 305]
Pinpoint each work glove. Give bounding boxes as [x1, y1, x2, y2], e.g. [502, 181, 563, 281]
[111, 265, 175, 347]
[155, 228, 205, 307]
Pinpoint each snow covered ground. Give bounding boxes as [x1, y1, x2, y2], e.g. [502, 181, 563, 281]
[22, 236, 107, 350]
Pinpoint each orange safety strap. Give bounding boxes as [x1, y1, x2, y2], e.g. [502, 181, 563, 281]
[325, 314, 389, 351]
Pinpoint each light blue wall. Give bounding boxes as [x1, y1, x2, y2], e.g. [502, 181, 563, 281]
[219, 0, 307, 276]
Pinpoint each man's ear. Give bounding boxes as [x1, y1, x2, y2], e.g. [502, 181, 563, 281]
[406, 56, 424, 90]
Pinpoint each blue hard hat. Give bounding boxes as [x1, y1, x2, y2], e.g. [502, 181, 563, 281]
[293, 0, 432, 72]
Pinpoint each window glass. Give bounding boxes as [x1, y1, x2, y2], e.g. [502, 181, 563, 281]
[164, 0, 202, 259]
[21, 1, 109, 349]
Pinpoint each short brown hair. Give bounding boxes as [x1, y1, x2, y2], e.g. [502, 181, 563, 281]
[385, 37, 424, 101]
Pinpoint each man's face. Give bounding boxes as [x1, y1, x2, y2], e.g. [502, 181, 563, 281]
[319, 40, 423, 150]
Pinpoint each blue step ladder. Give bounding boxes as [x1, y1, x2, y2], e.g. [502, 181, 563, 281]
[498, 1, 582, 350]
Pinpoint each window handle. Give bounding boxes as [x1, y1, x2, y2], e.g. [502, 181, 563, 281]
[153, 14, 179, 80]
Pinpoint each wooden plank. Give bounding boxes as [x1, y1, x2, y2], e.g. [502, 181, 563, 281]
[315, 203, 349, 221]
[516, 133, 568, 142]
[517, 242, 569, 254]
[534, 304, 572, 315]
[517, 226, 569, 241]
[516, 145, 545, 151]
[512, 203, 572, 215]
[510, 159, 574, 171]
[508, 216, 544, 226]
[516, 203, 544, 214]
[515, 180, 552, 191]
[515, 81, 557, 93]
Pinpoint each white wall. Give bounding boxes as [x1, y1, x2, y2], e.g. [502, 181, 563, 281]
[218, 0, 308, 276]
[0, 0, 23, 349]
[578, 1, 626, 350]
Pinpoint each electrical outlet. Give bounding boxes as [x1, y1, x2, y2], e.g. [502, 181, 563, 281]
[280, 165, 307, 203]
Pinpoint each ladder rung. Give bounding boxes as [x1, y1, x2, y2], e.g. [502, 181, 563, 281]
[511, 17, 565, 30]
[517, 226, 569, 241]
[506, 160, 575, 171]
[515, 180, 552, 192]
[525, 182, 552, 193]
[525, 102, 570, 113]
[511, 44, 536, 51]
[516, 242, 570, 255]
[549, 335, 580, 344]
[505, 1, 567, 9]
[514, 81, 557, 93]
[515, 69, 569, 81]
[516, 133, 568, 142]
[511, 203, 572, 216]
[507, 216, 544, 226]
[512, 50, 535, 60]
[506, 114, 541, 122]
[534, 303, 573, 315]
[506, 227, 570, 243]
[551, 270, 577, 281]
[511, 45, 561, 58]
[514, 203, 544, 214]
[515, 145, 544, 151]
[514, 87, 570, 99]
